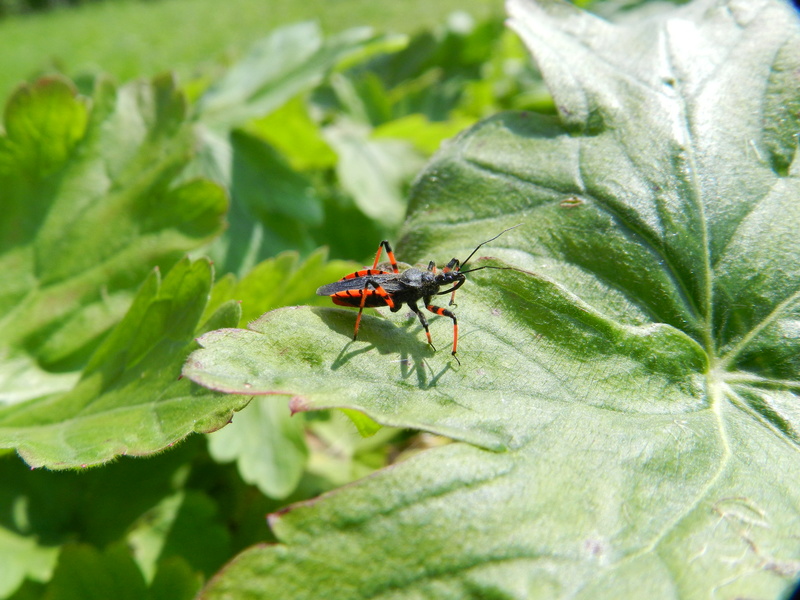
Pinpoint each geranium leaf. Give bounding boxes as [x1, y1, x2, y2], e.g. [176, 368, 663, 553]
[0, 259, 251, 469]
[0, 75, 227, 403]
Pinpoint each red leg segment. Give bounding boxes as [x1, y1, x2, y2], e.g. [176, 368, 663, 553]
[426, 304, 460, 365]
[371, 240, 400, 273]
[353, 280, 396, 340]
[352, 241, 400, 340]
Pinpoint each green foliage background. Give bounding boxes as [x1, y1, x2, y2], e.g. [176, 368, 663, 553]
[1, 0, 799, 598]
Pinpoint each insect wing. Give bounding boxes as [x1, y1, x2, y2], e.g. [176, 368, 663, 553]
[316, 273, 402, 296]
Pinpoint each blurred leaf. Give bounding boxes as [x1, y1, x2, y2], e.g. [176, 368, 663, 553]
[45, 543, 146, 600]
[328, 71, 392, 126]
[191, 23, 392, 276]
[43, 542, 199, 600]
[248, 97, 337, 171]
[0, 259, 251, 469]
[372, 113, 474, 154]
[148, 557, 202, 600]
[0, 75, 227, 402]
[0, 528, 58, 599]
[128, 490, 230, 579]
[339, 13, 510, 123]
[197, 22, 382, 130]
[0, 438, 209, 599]
[206, 129, 324, 274]
[0, 441, 194, 539]
[207, 400, 307, 499]
[231, 129, 323, 225]
[307, 190, 393, 264]
[199, 161, 326, 278]
[187, 0, 800, 597]
[205, 248, 357, 327]
[337, 408, 381, 438]
[323, 118, 423, 228]
[304, 410, 400, 489]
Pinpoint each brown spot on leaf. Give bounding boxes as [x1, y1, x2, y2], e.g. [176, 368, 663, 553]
[560, 196, 584, 208]
[289, 396, 311, 415]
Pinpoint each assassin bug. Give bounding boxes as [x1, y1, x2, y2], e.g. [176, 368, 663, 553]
[316, 225, 519, 365]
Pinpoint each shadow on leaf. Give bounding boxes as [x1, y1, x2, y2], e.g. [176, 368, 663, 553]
[312, 307, 452, 389]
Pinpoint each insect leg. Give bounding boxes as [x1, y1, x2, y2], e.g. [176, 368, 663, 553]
[425, 302, 460, 365]
[407, 300, 435, 351]
[442, 259, 460, 306]
[353, 279, 396, 341]
[352, 240, 400, 340]
[371, 241, 400, 273]
[339, 241, 399, 285]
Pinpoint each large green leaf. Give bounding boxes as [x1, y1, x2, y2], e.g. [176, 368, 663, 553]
[185, 0, 800, 597]
[0, 75, 227, 402]
[0, 258, 251, 468]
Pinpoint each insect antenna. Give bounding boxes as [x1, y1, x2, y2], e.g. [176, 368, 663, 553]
[457, 224, 521, 272]
[458, 264, 514, 275]
[438, 224, 521, 305]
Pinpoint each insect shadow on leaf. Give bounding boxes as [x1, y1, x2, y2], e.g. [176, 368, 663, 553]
[319, 307, 448, 387]
[316, 225, 521, 366]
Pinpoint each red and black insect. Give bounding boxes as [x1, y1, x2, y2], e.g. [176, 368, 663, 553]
[316, 225, 519, 365]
